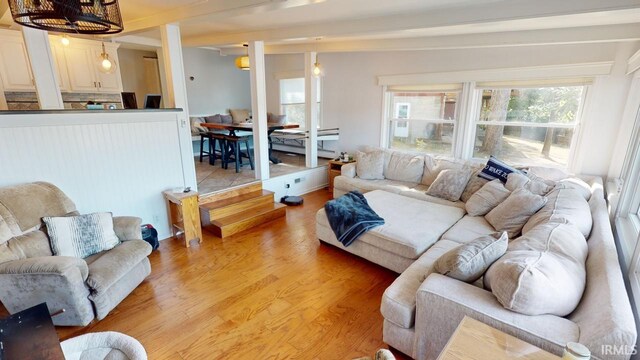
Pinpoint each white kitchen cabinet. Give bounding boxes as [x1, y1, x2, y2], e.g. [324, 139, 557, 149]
[61, 41, 122, 93]
[49, 42, 70, 92]
[0, 32, 34, 91]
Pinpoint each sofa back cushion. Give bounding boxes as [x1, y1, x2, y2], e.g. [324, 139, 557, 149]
[460, 170, 489, 203]
[356, 151, 385, 180]
[385, 152, 425, 182]
[485, 221, 588, 316]
[0, 182, 76, 241]
[522, 184, 592, 237]
[204, 114, 221, 123]
[485, 188, 547, 238]
[505, 172, 554, 196]
[426, 168, 473, 202]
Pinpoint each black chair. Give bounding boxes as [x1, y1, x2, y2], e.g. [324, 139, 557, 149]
[223, 135, 254, 173]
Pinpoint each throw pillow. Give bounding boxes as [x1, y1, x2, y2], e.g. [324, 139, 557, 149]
[189, 117, 207, 135]
[484, 221, 588, 316]
[229, 109, 250, 124]
[527, 165, 570, 181]
[204, 114, 221, 124]
[478, 156, 520, 183]
[558, 177, 592, 201]
[43, 212, 120, 259]
[385, 152, 424, 183]
[435, 231, 508, 283]
[460, 170, 489, 203]
[220, 114, 233, 124]
[465, 180, 511, 216]
[505, 172, 554, 196]
[522, 184, 593, 237]
[426, 168, 472, 202]
[484, 188, 547, 238]
[356, 151, 385, 180]
[421, 158, 466, 186]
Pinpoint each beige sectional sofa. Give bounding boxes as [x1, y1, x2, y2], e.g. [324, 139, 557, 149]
[316, 149, 636, 360]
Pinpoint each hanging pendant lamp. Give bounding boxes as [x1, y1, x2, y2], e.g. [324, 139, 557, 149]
[97, 42, 117, 74]
[9, 0, 124, 34]
[235, 44, 250, 71]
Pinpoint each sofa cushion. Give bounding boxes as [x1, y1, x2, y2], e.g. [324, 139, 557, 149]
[485, 188, 547, 238]
[527, 166, 570, 181]
[189, 117, 207, 135]
[220, 114, 233, 124]
[398, 185, 466, 209]
[558, 177, 592, 201]
[229, 109, 249, 124]
[86, 240, 152, 295]
[505, 172, 554, 196]
[435, 231, 508, 283]
[381, 239, 460, 328]
[317, 190, 465, 259]
[465, 180, 511, 216]
[440, 215, 496, 244]
[44, 213, 120, 259]
[4, 230, 52, 260]
[421, 157, 466, 186]
[485, 221, 588, 316]
[385, 152, 424, 183]
[426, 168, 472, 202]
[479, 156, 521, 183]
[333, 176, 418, 195]
[460, 170, 490, 203]
[522, 184, 592, 237]
[356, 151, 385, 180]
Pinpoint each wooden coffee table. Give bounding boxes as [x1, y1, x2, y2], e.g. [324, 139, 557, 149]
[437, 317, 561, 360]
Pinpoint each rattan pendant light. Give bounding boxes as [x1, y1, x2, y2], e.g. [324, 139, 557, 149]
[9, 0, 124, 34]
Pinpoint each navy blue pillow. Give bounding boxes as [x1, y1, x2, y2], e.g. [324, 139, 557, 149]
[478, 156, 520, 183]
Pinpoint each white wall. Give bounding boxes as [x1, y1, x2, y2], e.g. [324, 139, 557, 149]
[265, 42, 640, 177]
[0, 110, 195, 240]
[183, 48, 251, 116]
[118, 48, 161, 109]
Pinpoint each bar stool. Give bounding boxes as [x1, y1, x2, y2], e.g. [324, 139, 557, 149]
[223, 135, 254, 173]
[209, 133, 226, 167]
[199, 133, 212, 163]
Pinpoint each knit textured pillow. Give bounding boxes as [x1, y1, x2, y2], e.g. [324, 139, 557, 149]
[43, 212, 120, 258]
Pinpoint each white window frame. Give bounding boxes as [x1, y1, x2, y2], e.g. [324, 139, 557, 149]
[394, 102, 411, 119]
[466, 84, 588, 167]
[384, 87, 462, 157]
[278, 76, 322, 130]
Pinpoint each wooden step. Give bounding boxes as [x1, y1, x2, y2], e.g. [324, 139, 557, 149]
[198, 181, 262, 205]
[200, 189, 275, 222]
[206, 203, 287, 238]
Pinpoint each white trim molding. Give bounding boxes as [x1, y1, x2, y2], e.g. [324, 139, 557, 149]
[377, 62, 614, 86]
[627, 48, 640, 75]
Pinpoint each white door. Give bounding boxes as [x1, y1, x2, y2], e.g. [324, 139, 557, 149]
[94, 45, 122, 93]
[0, 35, 34, 91]
[64, 45, 98, 92]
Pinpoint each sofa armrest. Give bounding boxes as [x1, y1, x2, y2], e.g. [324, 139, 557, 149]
[414, 274, 576, 360]
[113, 216, 142, 241]
[341, 162, 356, 178]
[0, 256, 88, 281]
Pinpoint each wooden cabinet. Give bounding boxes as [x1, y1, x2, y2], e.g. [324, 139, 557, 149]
[61, 41, 122, 93]
[328, 160, 355, 197]
[0, 32, 34, 91]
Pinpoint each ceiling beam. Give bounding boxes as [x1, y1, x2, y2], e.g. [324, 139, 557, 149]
[121, 0, 326, 35]
[184, 0, 640, 47]
[216, 23, 640, 55]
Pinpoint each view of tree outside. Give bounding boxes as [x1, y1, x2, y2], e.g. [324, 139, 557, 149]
[389, 92, 458, 155]
[474, 86, 583, 166]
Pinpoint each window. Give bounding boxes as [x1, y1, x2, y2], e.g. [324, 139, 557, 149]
[279, 78, 321, 129]
[386, 87, 460, 155]
[472, 86, 585, 167]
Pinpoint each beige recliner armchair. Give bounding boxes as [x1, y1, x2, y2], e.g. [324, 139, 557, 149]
[0, 182, 152, 326]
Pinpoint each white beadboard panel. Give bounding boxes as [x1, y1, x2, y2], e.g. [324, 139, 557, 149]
[0, 110, 194, 239]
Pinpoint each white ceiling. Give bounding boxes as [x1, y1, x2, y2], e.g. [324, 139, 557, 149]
[2, 0, 640, 52]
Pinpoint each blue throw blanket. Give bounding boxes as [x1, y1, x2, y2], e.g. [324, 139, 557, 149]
[324, 191, 385, 247]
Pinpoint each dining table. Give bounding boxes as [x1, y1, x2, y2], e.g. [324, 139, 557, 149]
[201, 122, 300, 164]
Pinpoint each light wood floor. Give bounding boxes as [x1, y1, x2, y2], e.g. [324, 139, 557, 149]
[52, 189, 410, 360]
